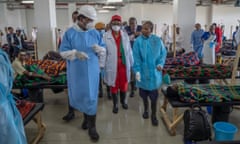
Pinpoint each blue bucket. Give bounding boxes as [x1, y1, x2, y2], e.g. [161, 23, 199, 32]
[214, 122, 238, 141]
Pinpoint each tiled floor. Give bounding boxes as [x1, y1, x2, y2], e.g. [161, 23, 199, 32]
[25, 87, 240, 144]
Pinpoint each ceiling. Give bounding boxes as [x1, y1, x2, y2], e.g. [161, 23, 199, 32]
[0, 0, 237, 10]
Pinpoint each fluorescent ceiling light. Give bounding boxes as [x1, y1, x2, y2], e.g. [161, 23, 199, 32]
[21, 0, 34, 4]
[107, 0, 123, 2]
[102, 6, 116, 9]
[98, 10, 110, 13]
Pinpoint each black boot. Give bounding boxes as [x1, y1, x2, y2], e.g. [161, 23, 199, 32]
[62, 111, 75, 122]
[130, 81, 135, 97]
[151, 101, 158, 126]
[120, 92, 128, 109]
[107, 86, 112, 100]
[81, 113, 88, 130]
[112, 93, 118, 113]
[142, 98, 149, 119]
[62, 101, 75, 122]
[88, 115, 100, 142]
[99, 74, 103, 98]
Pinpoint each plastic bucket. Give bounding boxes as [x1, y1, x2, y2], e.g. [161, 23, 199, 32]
[213, 122, 238, 141]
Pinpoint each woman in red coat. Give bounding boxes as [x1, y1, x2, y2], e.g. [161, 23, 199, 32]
[212, 23, 222, 53]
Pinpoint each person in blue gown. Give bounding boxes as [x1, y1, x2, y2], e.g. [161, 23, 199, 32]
[59, 5, 106, 142]
[191, 23, 204, 60]
[133, 21, 167, 126]
[0, 49, 27, 144]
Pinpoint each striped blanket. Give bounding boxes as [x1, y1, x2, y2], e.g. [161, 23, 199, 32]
[177, 83, 240, 103]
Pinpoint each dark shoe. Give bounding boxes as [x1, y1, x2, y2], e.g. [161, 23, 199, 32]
[130, 91, 134, 97]
[113, 107, 119, 113]
[107, 86, 112, 100]
[62, 112, 75, 122]
[130, 81, 135, 97]
[142, 98, 149, 118]
[88, 115, 100, 142]
[112, 93, 118, 114]
[142, 111, 149, 119]
[81, 113, 88, 130]
[120, 92, 128, 110]
[122, 103, 128, 109]
[151, 101, 158, 126]
[151, 116, 158, 126]
[107, 93, 112, 100]
[98, 92, 103, 98]
[89, 127, 99, 142]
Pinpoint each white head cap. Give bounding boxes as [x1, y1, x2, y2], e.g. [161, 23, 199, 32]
[78, 5, 97, 21]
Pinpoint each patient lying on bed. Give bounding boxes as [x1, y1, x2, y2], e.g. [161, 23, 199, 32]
[165, 83, 240, 103]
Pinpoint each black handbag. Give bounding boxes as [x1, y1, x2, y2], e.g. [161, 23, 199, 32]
[184, 104, 212, 141]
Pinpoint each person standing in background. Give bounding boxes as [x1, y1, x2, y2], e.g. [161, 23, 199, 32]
[202, 25, 216, 64]
[233, 26, 239, 49]
[161, 25, 172, 51]
[191, 23, 204, 61]
[95, 22, 112, 100]
[0, 30, 4, 47]
[15, 29, 27, 50]
[72, 10, 79, 24]
[7, 27, 18, 60]
[31, 27, 37, 42]
[212, 23, 222, 53]
[176, 27, 184, 52]
[125, 17, 142, 98]
[104, 15, 133, 114]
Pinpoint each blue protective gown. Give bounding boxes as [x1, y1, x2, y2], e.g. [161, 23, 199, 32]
[191, 29, 204, 58]
[60, 25, 105, 115]
[133, 34, 167, 91]
[0, 49, 27, 144]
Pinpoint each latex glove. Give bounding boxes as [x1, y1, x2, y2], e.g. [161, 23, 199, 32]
[162, 74, 171, 85]
[130, 34, 135, 41]
[156, 65, 162, 71]
[136, 72, 141, 82]
[92, 44, 105, 54]
[60, 49, 77, 61]
[76, 51, 89, 60]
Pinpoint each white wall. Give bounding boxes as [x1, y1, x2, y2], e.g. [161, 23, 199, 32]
[2, 3, 239, 41]
[56, 9, 69, 31]
[196, 6, 209, 29]
[25, 9, 34, 37]
[25, 9, 69, 37]
[0, 3, 27, 34]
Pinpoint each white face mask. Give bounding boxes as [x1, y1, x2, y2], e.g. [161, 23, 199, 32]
[86, 22, 94, 30]
[112, 25, 121, 32]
